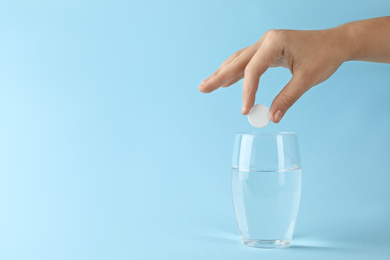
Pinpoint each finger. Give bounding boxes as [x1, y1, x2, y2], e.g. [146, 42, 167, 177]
[219, 47, 249, 70]
[241, 41, 283, 114]
[269, 76, 309, 123]
[199, 47, 257, 93]
[220, 71, 244, 88]
[201, 47, 249, 85]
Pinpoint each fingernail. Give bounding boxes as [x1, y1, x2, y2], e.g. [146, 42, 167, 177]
[274, 110, 284, 123]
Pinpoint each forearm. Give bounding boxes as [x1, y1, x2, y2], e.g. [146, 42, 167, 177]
[339, 16, 390, 63]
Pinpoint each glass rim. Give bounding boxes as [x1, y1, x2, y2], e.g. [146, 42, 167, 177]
[236, 131, 297, 137]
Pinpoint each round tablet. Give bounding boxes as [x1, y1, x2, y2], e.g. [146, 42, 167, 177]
[247, 104, 270, 128]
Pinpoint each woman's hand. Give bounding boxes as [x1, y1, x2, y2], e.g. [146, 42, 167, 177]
[198, 28, 349, 123]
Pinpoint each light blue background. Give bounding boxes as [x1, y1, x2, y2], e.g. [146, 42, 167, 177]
[0, 0, 389, 259]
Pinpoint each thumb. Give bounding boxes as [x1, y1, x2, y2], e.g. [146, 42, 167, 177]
[270, 76, 309, 123]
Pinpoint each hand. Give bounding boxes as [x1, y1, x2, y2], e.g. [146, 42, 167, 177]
[198, 28, 350, 123]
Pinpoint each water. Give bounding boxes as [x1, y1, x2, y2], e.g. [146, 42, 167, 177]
[232, 167, 302, 244]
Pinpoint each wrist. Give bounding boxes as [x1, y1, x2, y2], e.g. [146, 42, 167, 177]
[334, 17, 390, 63]
[330, 23, 359, 62]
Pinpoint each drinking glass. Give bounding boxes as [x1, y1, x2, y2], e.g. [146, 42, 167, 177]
[232, 132, 302, 248]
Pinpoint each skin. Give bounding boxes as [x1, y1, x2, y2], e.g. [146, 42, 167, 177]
[198, 16, 390, 123]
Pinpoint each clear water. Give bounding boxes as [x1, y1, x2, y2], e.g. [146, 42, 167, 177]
[232, 167, 301, 241]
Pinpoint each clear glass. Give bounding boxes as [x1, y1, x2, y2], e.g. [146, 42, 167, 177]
[232, 132, 302, 248]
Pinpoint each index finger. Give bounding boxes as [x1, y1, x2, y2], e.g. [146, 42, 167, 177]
[241, 40, 283, 114]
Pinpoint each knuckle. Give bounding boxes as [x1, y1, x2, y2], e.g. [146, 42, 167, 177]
[214, 67, 222, 75]
[265, 29, 279, 39]
[224, 50, 243, 66]
[215, 68, 228, 80]
[264, 29, 286, 44]
[279, 94, 296, 108]
[230, 48, 249, 65]
[234, 46, 249, 56]
[233, 49, 242, 57]
[231, 53, 242, 64]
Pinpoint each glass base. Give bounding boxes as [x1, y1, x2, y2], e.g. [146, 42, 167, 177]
[241, 238, 291, 248]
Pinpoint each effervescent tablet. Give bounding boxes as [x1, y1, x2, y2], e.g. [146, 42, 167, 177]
[247, 104, 270, 128]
